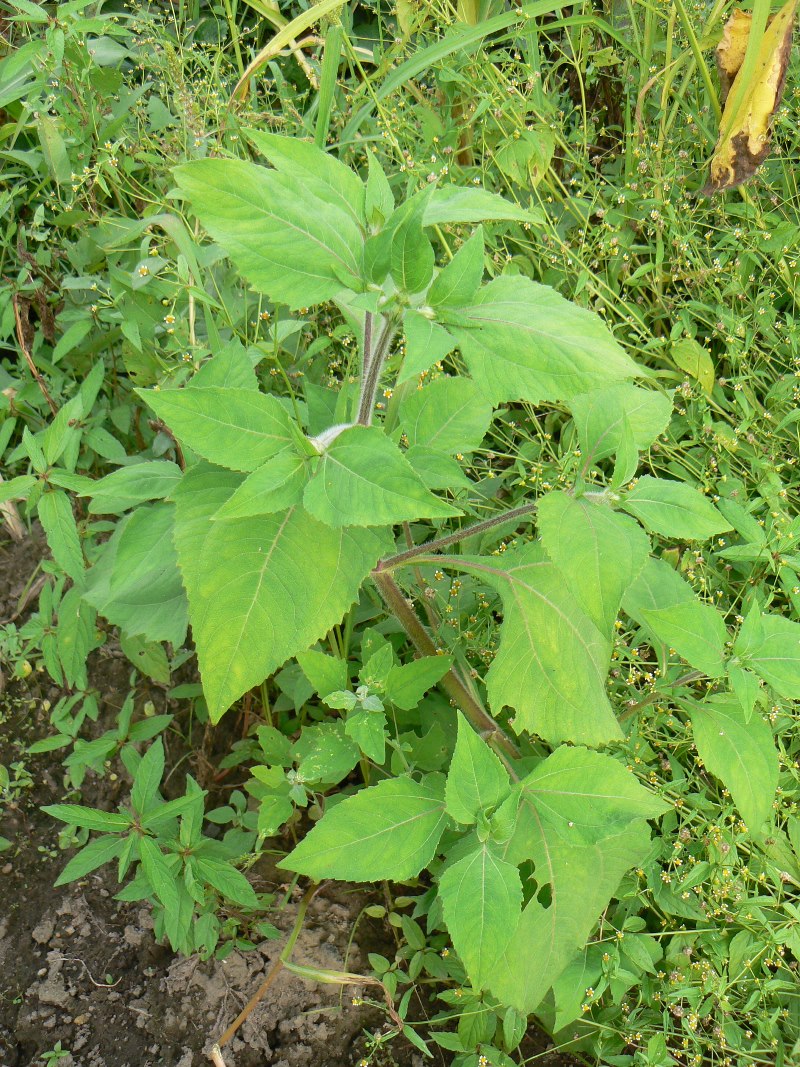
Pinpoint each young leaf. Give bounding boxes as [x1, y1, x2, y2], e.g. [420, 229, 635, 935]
[385, 655, 453, 711]
[85, 461, 183, 514]
[138, 836, 180, 914]
[139, 387, 296, 473]
[570, 383, 672, 462]
[279, 774, 448, 881]
[297, 649, 348, 699]
[365, 151, 394, 225]
[686, 698, 778, 831]
[405, 447, 473, 491]
[345, 708, 387, 763]
[445, 711, 510, 824]
[195, 857, 260, 908]
[212, 451, 308, 520]
[43, 804, 132, 833]
[38, 490, 84, 581]
[399, 377, 493, 455]
[174, 159, 364, 308]
[303, 426, 461, 527]
[623, 558, 728, 677]
[190, 338, 259, 391]
[734, 611, 800, 699]
[621, 477, 732, 540]
[537, 492, 650, 635]
[451, 546, 621, 746]
[131, 738, 165, 815]
[439, 841, 522, 989]
[439, 276, 638, 406]
[54, 834, 125, 887]
[428, 227, 485, 309]
[173, 466, 390, 720]
[391, 202, 435, 294]
[396, 312, 457, 384]
[294, 722, 360, 784]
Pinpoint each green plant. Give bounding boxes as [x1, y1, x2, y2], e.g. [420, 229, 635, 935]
[37, 131, 800, 1063]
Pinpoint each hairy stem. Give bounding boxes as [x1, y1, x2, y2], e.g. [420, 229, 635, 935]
[377, 502, 537, 572]
[357, 319, 396, 426]
[372, 570, 520, 767]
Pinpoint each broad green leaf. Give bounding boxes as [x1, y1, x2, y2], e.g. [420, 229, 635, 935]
[728, 664, 762, 722]
[174, 159, 363, 308]
[43, 804, 132, 833]
[83, 504, 188, 647]
[297, 649, 348, 699]
[451, 546, 621, 745]
[623, 557, 728, 677]
[440, 276, 639, 405]
[191, 337, 258, 391]
[54, 834, 125, 887]
[514, 746, 669, 845]
[734, 611, 800, 699]
[0, 474, 36, 503]
[120, 634, 171, 684]
[279, 774, 448, 881]
[428, 227, 485, 309]
[246, 129, 366, 229]
[445, 711, 510, 824]
[551, 945, 606, 1030]
[56, 585, 96, 690]
[622, 476, 732, 540]
[487, 821, 651, 1013]
[139, 387, 295, 473]
[391, 201, 435, 294]
[686, 698, 777, 831]
[173, 468, 389, 719]
[364, 189, 432, 285]
[195, 857, 260, 908]
[139, 836, 179, 914]
[439, 842, 522, 989]
[213, 451, 309, 520]
[399, 377, 493, 455]
[85, 461, 183, 514]
[38, 490, 83, 581]
[422, 186, 543, 226]
[537, 492, 650, 634]
[385, 654, 453, 711]
[397, 311, 457, 384]
[303, 426, 460, 527]
[571, 383, 673, 462]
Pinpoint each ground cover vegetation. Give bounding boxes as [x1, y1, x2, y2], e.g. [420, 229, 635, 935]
[1, 0, 800, 1064]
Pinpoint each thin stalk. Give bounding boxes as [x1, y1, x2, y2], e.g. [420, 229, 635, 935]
[372, 570, 520, 768]
[378, 502, 537, 572]
[222, 0, 245, 77]
[314, 22, 343, 147]
[217, 881, 322, 1047]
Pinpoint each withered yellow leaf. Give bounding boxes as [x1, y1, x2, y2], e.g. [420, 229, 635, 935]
[703, 0, 797, 195]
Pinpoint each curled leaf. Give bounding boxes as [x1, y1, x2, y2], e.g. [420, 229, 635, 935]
[704, 0, 797, 194]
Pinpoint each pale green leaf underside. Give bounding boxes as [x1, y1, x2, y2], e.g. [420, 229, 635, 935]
[537, 491, 650, 636]
[439, 843, 522, 989]
[303, 425, 461, 527]
[451, 546, 621, 745]
[441, 276, 638, 406]
[174, 158, 363, 308]
[140, 386, 295, 473]
[279, 775, 448, 881]
[687, 698, 777, 831]
[571, 382, 672, 461]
